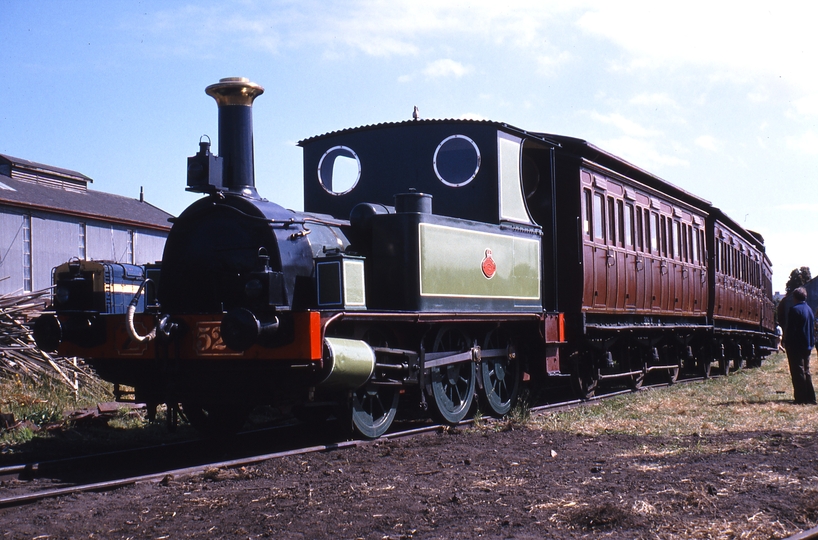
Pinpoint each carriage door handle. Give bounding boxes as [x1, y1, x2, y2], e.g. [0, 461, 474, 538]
[635, 256, 644, 272]
[660, 260, 668, 275]
[606, 250, 615, 267]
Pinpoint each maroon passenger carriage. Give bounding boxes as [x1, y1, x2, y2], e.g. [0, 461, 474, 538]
[34, 78, 776, 438]
[532, 135, 775, 397]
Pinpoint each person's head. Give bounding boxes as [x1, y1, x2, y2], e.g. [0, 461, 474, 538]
[794, 287, 808, 302]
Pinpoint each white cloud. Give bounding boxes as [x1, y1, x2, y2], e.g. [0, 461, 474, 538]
[747, 91, 767, 104]
[423, 59, 472, 79]
[629, 93, 678, 109]
[792, 94, 818, 117]
[588, 111, 659, 138]
[536, 51, 571, 75]
[145, 0, 585, 61]
[774, 203, 818, 212]
[597, 136, 689, 171]
[576, 3, 818, 93]
[786, 131, 818, 155]
[694, 135, 722, 152]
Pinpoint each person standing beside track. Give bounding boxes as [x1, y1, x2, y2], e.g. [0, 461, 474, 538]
[783, 287, 817, 405]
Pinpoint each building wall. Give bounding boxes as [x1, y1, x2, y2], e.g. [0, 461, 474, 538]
[0, 205, 168, 295]
[0, 210, 25, 293]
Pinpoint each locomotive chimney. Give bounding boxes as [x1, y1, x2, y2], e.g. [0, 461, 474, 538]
[205, 77, 265, 198]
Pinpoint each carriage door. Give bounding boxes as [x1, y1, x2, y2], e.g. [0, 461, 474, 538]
[606, 196, 620, 310]
[634, 207, 648, 310]
[581, 187, 595, 307]
[690, 223, 703, 315]
[649, 210, 664, 310]
[592, 190, 608, 308]
[621, 199, 636, 309]
[671, 217, 684, 312]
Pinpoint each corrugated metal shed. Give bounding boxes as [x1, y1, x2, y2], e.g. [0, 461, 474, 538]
[0, 154, 174, 295]
[0, 154, 171, 231]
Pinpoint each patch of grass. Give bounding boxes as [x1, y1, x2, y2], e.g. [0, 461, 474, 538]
[535, 351, 813, 438]
[0, 373, 113, 448]
[107, 406, 148, 430]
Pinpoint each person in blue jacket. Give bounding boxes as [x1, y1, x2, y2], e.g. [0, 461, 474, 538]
[784, 287, 817, 404]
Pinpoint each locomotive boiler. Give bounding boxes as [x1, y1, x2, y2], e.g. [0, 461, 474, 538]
[34, 77, 777, 438]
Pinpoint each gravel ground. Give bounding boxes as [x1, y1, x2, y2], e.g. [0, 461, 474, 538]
[3, 420, 817, 539]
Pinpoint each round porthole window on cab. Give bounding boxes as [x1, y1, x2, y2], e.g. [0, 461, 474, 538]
[433, 135, 481, 187]
[318, 146, 361, 195]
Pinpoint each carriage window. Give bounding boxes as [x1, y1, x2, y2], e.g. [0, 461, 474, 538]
[608, 197, 616, 245]
[583, 189, 592, 238]
[715, 240, 720, 272]
[691, 227, 698, 264]
[723, 243, 728, 274]
[624, 203, 633, 248]
[731, 248, 736, 277]
[651, 213, 659, 253]
[673, 221, 681, 261]
[593, 193, 604, 240]
[635, 208, 643, 251]
[616, 200, 625, 247]
[660, 216, 668, 257]
[318, 146, 361, 195]
[434, 134, 481, 186]
[735, 250, 739, 278]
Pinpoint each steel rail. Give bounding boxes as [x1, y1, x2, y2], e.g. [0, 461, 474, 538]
[0, 373, 713, 509]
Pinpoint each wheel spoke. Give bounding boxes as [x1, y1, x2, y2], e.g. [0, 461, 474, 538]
[479, 329, 521, 416]
[352, 385, 398, 439]
[429, 327, 476, 424]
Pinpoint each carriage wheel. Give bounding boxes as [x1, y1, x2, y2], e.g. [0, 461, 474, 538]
[429, 327, 476, 424]
[351, 385, 399, 439]
[628, 363, 646, 391]
[479, 329, 521, 416]
[665, 363, 680, 384]
[718, 356, 730, 376]
[699, 356, 712, 379]
[570, 353, 598, 399]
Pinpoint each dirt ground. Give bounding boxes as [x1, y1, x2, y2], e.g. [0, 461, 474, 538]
[2, 420, 818, 539]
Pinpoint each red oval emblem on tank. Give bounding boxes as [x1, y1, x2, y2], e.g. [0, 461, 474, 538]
[481, 248, 496, 279]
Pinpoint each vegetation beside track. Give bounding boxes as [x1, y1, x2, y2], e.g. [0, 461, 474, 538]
[538, 351, 814, 438]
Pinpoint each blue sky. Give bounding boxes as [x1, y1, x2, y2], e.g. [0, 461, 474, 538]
[2, 1, 816, 293]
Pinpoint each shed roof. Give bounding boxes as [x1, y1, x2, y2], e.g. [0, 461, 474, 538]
[0, 154, 172, 231]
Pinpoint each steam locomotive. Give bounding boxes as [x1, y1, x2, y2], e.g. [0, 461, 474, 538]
[34, 77, 776, 438]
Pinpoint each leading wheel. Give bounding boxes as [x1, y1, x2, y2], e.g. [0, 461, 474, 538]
[351, 385, 399, 439]
[480, 329, 521, 416]
[429, 327, 476, 424]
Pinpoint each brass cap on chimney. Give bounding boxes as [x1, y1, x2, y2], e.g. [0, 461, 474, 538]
[205, 77, 265, 107]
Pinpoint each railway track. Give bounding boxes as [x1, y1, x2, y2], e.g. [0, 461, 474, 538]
[9, 371, 815, 539]
[0, 375, 697, 509]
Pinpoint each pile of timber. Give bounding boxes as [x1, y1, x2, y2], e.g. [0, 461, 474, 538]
[0, 289, 108, 395]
